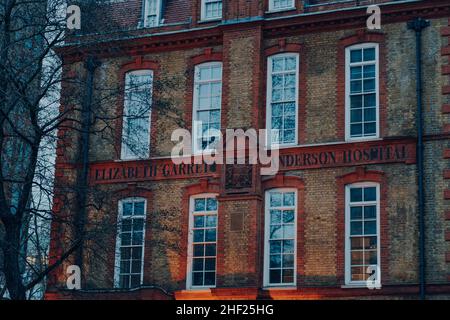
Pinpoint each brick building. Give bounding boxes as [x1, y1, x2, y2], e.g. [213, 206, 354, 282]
[46, 0, 450, 299]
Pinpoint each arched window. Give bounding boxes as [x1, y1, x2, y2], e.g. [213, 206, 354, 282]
[266, 53, 299, 147]
[121, 69, 153, 160]
[264, 188, 297, 287]
[345, 43, 379, 141]
[114, 198, 147, 288]
[192, 62, 222, 154]
[187, 194, 218, 289]
[345, 182, 380, 287]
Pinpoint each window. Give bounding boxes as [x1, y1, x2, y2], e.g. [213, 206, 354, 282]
[269, 0, 295, 11]
[201, 0, 222, 21]
[345, 183, 380, 286]
[121, 70, 153, 159]
[266, 53, 299, 146]
[192, 62, 222, 153]
[114, 198, 147, 289]
[264, 189, 297, 287]
[187, 195, 218, 289]
[345, 43, 379, 141]
[143, 0, 162, 27]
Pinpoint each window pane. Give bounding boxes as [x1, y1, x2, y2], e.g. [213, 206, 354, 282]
[194, 198, 205, 211]
[364, 187, 377, 201]
[350, 188, 363, 202]
[269, 270, 281, 284]
[270, 254, 281, 268]
[350, 49, 362, 63]
[194, 216, 205, 228]
[350, 206, 362, 220]
[270, 241, 282, 254]
[350, 221, 363, 235]
[363, 48, 375, 61]
[283, 240, 294, 253]
[364, 206, 376, 219]
[270, 193, 282, 207]
[206, 198, 218, 211]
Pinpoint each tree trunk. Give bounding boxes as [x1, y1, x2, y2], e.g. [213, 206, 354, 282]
[3, 220, 26, 300]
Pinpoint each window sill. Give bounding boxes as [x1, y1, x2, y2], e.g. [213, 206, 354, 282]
[266, 7, 297, 14]
[341, 284, 382, 289]
[263, 286, 297, 290]
[198, 18, 222, 24]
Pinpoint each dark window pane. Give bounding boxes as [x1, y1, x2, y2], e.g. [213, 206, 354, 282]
[120, 275, 130, 288]
[205, 244, 216, 256]
[193, 230, 204, 243]
[130, 275, 140, 288]
[134, 201, 145, 215]
[131, 248, 142, 260]
[205, 258, 216, 271]
[364, 122, 376, 135]
[131, 260, 141, 273]
[192, 272, 203, 286]
[123, 202, 133, 216]
[205, 228, 216, 242]
[270, 254, 281, 268]
[364, 206, 376, 219]
[206, 198, 217, 211]
[350, 188, 363, 202]
[270, 240, 282, 254]
[350, 49, 362, 63]
[364, 93, 376, 107]
[350, 66, 362, 80]
[194, 244, 204, 257]
[205, 215, 217, 227]
[350, 206, 362, 220]
[132, 231, 143, 245]
[363, 64, 375, 78]
[351, 95, 362, 109]
[364, 187, 377, 201]
[351, 109, 362, 123]
[351, 80, 362, 93]
[194, 198, 205, 211]
[122, 219, 132, 232]
[283, 240, 294, 254]
[282, 254, 294, 268]
[121, 232, 131, 246]
[351, 221, 363, 235]
[364, 221, 376, 235]
[194, 216, 204, 228]
[363, 79, 375, 92]
[351, 123, 362, 136]
[364, 107, 376, 122]
[363, 48, 375, 61]
[120, 261, 130, 273]
[121, 248, 131, 260]
[269, 269, 281, 284]
[193, 258, 204, 271]
[204, 272, 215, 286]
[133, 218, 144, 231]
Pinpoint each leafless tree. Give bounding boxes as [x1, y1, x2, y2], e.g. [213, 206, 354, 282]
[0, 0, 184, 300]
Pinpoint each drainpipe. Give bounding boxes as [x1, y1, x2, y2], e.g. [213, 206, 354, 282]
[75, 56, 101, 270]
[407, 17, 429, 300]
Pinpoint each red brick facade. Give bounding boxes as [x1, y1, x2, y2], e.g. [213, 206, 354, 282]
[46, 0, 450, 300]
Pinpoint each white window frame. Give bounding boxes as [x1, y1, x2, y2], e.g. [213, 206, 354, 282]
[192, 62, 222, 155]
[266, 53, 299, 148]
[143, 0, 162, 28]
[186, 193, 219, 290]
[263, 188, 297, 288]
[114, 197, 147, 289]
[345, 43, 380, 142]
[344, 182, 381, 287]
[268, 0, 296, 12]
[121, 69, 153, 160]
[200, 0, 222, 21]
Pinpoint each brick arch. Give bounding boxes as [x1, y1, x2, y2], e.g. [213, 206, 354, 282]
[263, 40, 307, 144]
[335, 167, 389, 286]
[115, 57, 160, 159]
[261, 174, 306, 287]
[336, 31, 387, 141]
[177, 178, 220, 288]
